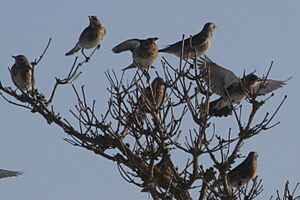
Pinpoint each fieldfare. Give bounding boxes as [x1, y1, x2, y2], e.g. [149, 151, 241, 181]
[10, 55, 35, 94]
[159, 22, 217, 59]
[198, 56, 286, 117]
[65, 16, 106, 58]
[141, 156, 173, 192]
[0, 169, 23, 179]
[112, 37, 158, 80]
[130, 77, 166, 125]
[214, 152, 258, 188]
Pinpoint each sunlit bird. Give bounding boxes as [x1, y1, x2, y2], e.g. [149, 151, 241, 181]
[159, 22, 217, 59]
[10, 55, 35, 94]
[65, 16, 106, 59]
[112, 37, 158, 80]
[198, 56, 287, 117]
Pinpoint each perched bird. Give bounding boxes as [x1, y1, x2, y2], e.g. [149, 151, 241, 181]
[112, 37, 158, 70]
[0, 169, 23, 179]
[130, 77, 166, 125]
[198, 56, 287, 117]
[159, 22, 217, 59]
[141, 156, 173, 192]
[65, 16, 106, 58]
[112, 37, 158, 80]
[10, 55, 35, 93]
[214, 152, 258, 188]
[155, 156, 173, 182]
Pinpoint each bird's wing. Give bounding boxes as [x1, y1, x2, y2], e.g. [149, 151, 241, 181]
[191, 33, 210, 47]
[159, 34, 207, 53]
[0, 169, 23, 179]
[112, 39, 141, 53]
[159, 34, 198, 53]
[250, 79, 286, 95]
[198, 56, 240, 97]
[20, 65, 32, 77]
[79, 26, 92, 42]
[158, 39, 184, 53]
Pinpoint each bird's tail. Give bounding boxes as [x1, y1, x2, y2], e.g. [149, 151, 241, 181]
[122, 63, 137, 71]
[65, 44, 81, 56]
[158, 48, 166, 53]
[0, 169, 23, 179]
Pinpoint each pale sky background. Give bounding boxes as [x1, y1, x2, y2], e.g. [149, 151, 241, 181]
[0, 1, 299, 199]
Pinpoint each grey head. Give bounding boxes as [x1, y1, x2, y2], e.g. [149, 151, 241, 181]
[202, 22, 217, 33]
[12, 55, 29, 65]
[141, 37, 159, 49]
[246, 151, 258, 161]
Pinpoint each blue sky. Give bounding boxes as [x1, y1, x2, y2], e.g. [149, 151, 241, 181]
[0, 0, 299, 199]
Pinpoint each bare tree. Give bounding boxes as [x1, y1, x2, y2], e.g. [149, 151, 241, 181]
[0, 39, 297, 200]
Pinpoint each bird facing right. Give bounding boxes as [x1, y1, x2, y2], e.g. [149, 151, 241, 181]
[198, 56, 287, 117]
[159, 22, 217, 59]
[0, 169, 23, 179]
[212, 152, 258, 189]
[225, 152, 258, 188]
[65, 16, 106, 58]
[10, 55, 35, 94]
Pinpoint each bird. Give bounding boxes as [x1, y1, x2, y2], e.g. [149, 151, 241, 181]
[130, 77, 166, 125]
[10, 55, 35, 94]
[65, 16, 106, 59]
[0, 169, 23, 179]
[198, 56, 287, 117]
[141, 156, 173, 192]
[158, 22, 217, 59]
[214, 152, 258, 188]
[112, 37, 158, 81]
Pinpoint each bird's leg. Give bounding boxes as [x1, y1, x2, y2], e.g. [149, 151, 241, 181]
[143, 69, 151, 83]
[96, 44, 101, 49]
[81, 49, 90, 61]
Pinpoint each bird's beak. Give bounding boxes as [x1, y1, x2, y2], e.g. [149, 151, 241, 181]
[12, 56, 16, 59]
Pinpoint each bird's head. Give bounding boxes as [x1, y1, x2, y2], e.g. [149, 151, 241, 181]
[151, 77, 166, 91]
[145, 37, 159, 46]
[142, 37, 159, 50]
[203, 22, 217, 32]
[12, 55, 29, 65]
[88, 16, 101, 26]
[147, 37, 159, 43]
[247, 151, 258, 162]
[241, 73, 260, 88]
